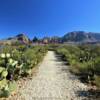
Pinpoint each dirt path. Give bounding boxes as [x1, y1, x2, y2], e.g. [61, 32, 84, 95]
[10, 51, 88, 100]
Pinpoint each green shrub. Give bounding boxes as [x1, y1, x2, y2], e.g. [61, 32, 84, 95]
[94, 58, 100, 74]
[0, 45, 47, 98]
[55, 44, 100, 87]
[94, 75, 100, 88]
[0, 89, 10, 98]
[8, 81, 17, 92]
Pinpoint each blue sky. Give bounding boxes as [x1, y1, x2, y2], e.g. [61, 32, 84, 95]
[0, 0, 100, 39]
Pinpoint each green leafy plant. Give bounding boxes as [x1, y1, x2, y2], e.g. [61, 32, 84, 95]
[0, 45, 47, 98]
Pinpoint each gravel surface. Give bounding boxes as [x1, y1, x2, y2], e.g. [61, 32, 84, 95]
[8, 51, 89, 100]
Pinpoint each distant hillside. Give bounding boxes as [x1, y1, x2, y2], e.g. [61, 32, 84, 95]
[8, 34, 30, 43]
[40, 31, 100, 43]
[0, 31, 100, 45]
[61, 31, 100, 43]
[0, 33, 30, 45]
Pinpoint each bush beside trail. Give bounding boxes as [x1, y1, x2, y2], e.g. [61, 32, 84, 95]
[55, 44, 100, 88]
[0, 45, 48, 98]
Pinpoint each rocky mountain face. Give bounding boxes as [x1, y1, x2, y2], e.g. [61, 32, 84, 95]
[0, 34, 30, 45]
[0, 31, 100, 45]
[61, 31, 100, 43]
[13, 34, 30, 43]
[41, 31, 100, 43]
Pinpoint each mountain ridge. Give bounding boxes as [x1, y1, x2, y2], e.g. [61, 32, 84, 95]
[62, 31, 100, 43]
[0, 33, 30, 45]
[0, 31, 100, 44]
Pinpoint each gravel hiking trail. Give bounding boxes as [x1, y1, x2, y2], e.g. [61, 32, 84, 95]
[9, 51, 89, 100]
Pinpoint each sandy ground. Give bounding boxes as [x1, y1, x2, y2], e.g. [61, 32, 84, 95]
[8, 51, 89, 100]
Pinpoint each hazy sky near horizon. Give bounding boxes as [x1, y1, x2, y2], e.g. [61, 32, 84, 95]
[0, 0, 100, 39]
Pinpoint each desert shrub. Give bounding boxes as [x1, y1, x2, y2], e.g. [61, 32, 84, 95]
[55, 44, 100, 87]
[94, 58, 100, 74]
[94, 75, 100, 88]
[69, 61, 81, 74]
[0, 45, 47, 98]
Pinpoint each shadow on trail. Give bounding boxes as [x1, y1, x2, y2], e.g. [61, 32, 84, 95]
[77, 89, 100, 100]
[54, 54, 69, 66]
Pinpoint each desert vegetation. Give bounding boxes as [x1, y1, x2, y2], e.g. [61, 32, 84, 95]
[0, 41, 100, 99]
[0, 45, 47, 98]
[55, 44, 100, 88]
